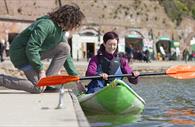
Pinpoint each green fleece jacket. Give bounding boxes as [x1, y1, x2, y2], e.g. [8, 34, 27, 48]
[9, 16, 78, 75]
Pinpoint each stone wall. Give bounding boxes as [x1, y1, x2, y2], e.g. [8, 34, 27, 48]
[0, 0, 176, 36]
[0, 0, 194, 51]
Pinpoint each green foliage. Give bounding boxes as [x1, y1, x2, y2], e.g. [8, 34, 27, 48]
[192, 5, 195, 19]
[174, 0, 189, 13]
[160, 0, 195, 25]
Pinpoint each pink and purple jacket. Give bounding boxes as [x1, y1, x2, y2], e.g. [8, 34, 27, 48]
[85, 51, 139, 84]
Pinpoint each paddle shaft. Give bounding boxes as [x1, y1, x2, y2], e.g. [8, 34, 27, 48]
[37, 65, 195, 87]
[79, 72, 167, 80]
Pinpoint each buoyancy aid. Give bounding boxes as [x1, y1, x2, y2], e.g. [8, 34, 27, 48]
[86, 55, 123, 93]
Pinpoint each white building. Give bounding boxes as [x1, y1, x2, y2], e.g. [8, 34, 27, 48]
[71, 28, 125, 60]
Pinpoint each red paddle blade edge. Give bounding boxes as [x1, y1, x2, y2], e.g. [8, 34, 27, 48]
[37, 75, 80, 87]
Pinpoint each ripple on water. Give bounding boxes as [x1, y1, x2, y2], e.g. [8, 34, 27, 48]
[85, 77, 195, 127]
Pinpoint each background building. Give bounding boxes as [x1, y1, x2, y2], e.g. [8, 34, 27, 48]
[0, 0, 195, 60]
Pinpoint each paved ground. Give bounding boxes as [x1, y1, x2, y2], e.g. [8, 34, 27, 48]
[0, 89, 89, 127]
[0, 59, 90, 127]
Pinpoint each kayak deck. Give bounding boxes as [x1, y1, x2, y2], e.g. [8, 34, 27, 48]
[78, 79, 145, 114]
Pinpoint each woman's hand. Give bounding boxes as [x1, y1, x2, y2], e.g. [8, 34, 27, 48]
[132, 71, 140, 77]
[76, 81, 86, 93]
[99, 73, 108, 80]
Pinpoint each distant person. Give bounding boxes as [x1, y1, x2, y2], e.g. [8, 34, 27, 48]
[137, 50, 144, 61]
[143, 49, 151, 63]
[170, 47, 176, 60]
[0, 4, 85, 93]
[0, 39, 5, 62]
[159, 45, 166, 60]
[191, 51, 195, 61]
[157, 53, 163, 61]
[5, 41, 10, 57]
[125, 44, 134, 63]
[175, 47, 180, 60]
[148, 47, 154, 60]
[183, 48, 190, 62]
[85, 31, 140, 93]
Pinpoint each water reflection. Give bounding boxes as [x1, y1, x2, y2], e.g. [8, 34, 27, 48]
[166, 108, 195, 125]
[84, 77, 195, 126]
[86, 113, 141, 127]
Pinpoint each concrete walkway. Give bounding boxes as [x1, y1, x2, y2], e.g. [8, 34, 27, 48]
[0, 89, 90, 127]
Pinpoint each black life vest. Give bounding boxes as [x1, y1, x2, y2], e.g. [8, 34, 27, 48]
[98, 55, 121, 75]
[86, 55, 123, 94]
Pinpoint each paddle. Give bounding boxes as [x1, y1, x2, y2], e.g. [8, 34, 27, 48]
[37, 65, 195, 87]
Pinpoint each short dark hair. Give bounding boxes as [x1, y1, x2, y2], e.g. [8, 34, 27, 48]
[103, 31, 119, 44]
[49, 4, 85, 31]
[98, 31, 119, 55]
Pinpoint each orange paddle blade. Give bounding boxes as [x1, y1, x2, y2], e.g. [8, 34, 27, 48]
[166, 65, 195, 79]
[37, 75, 80, 87]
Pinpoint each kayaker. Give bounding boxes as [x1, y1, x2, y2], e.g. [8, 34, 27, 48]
[0, 4, 85, 93]
[85, 31, 140, 93]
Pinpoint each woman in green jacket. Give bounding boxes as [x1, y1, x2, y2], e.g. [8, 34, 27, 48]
[0, 4, 85, 93]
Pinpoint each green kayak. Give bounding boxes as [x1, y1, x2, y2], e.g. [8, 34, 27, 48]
[78, 79, 145, 114]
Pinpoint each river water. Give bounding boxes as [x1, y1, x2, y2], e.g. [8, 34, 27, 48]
[85, 77, 195, 127]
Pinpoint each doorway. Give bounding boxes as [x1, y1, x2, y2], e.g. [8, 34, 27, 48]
[8, 33, 18, 44]
[86, 43, 95, 60]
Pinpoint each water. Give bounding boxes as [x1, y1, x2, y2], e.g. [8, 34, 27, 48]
[85, 77, 195, 127]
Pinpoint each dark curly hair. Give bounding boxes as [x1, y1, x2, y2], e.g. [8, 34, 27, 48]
[49, 4, 85, 31]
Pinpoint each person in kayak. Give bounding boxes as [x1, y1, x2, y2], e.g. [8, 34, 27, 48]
[0, 4, 85, 93]
[85, 31, 140, 93]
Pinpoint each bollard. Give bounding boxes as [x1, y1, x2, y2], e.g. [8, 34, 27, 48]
[56, 85, 65, 109]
